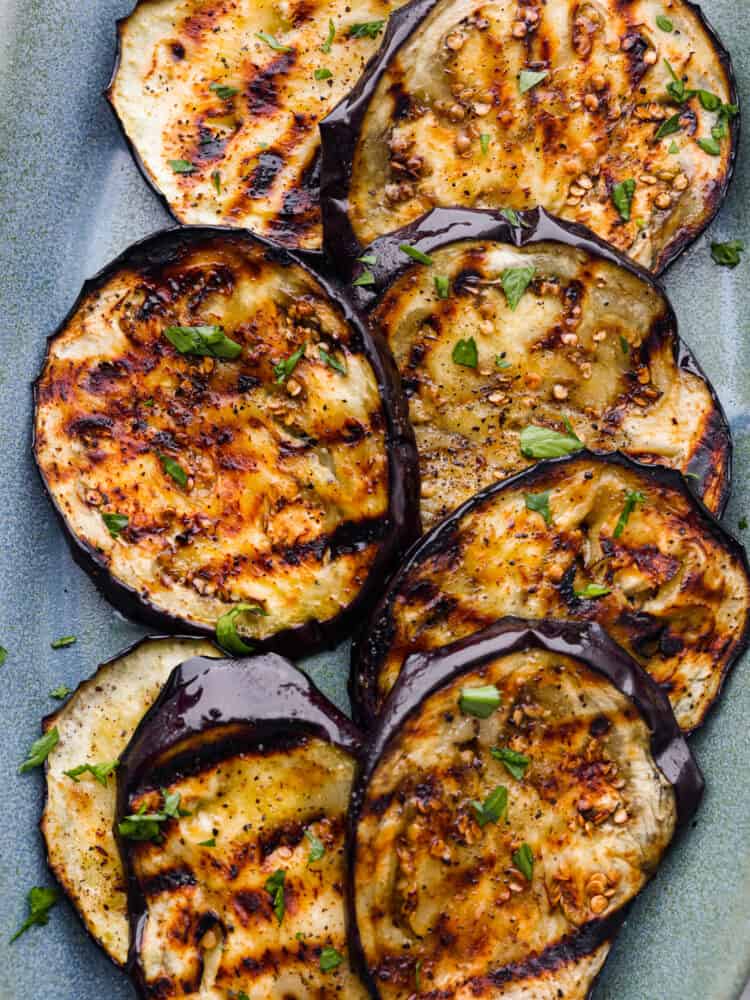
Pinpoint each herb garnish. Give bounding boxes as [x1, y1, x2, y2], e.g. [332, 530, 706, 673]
[500, 208, 528, 227]
[711, 240, 744, 267]
[518, 69, 548, 94]
[353, 269, 375, 286]
[496, 354, 511, 369]
[612, 179, 636, 221]
[212, 170, 221, 195]
[216, 603, 266, 656]
[305, 827, 326, 864]
[357, 254, 377, 265]
[656, 14, 674, 31]
[50, 685, 71, 700]
[739, 517, 748, 531]
[274, 345, 305, 383]
[459, 684, 501, 718]
[321, 19, 336, 52]
[349, 20, 385, 38]
[613, 490, 646, 538]
[519, 424, 582, 459]
[452, 337, 478, 368]
[168, 159, 195, 174]
[198, 838, 216, 847]
[471, 785, 508, 827]
[255, 31, 292, 52]
[434, 274, 450, 299]
[513, 842, 534, 880]
[697, 137, 721, 156]
[524, 490, 552, 526]
[319, 346, 346, 374]
[164, 324, 242, 360]
[491, 746, 530, 780]
[655, 113, 682, 139]
[102, 512, 129, 538]
[574, 583, 612, 599]
[10, 887, 58, 943]
[209, 82, 239, 100]
[399, 243, 434, 266]
[320, 945, 344, 971]
[314, 68, 333, 80]
[0, 646, 6, 667]
[265, 869, 286, 924]
[501, 266, 535, 310]
[668, 141, 680, 155]
[64, 760, 119, 787]
[159, 454, 188, 488]
[118, 789, 188, 842]
[664, 60, 686, 103]
[51, 636, 76, 649]
[480, 133, 490, 155]
[19, 727, 59, 773]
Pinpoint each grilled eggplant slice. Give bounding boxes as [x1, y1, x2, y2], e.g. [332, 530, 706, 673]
[117, 652, 367, 998]
[108, 0, 408, 249]
[33, 228, 419, 651]
[320, 0, 738, 272]
[41, 636, 219, 967]
[353, 452, 750, 732]
[356, 207, 730, 525]
[349, 618, 703, 1000]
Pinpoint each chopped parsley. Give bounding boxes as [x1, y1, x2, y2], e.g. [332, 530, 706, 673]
[697, 137, 721, 156]
[216, 603, 266, 656]
[434, 274, 450, 298]
[480, 133, 491, 155]
[613, 490, 646, 538]
[513, 842, 534, 881]
[19, 727, 59, 773]
[0, 646, 7, 667]
[349, 20, 385, 38]
[209, 82, 239, 100]
[612, 178, 636, 221]
[274, 345, 305, 383]
[519, 424, 582, 459]
[353, 268, 375, 287]
[118, 789, 188, 842]
[574, 582, 612, 599]
[518, 69, 548, 94]
[168, 159, 195, 174]
[711, 240, 744, 267]
[500, 207, 528, 227]
[255, 30, 292, 52]
[163, 324, 242, 360]
[314, 67, 333, 80]
[158, 454, 188, 488]
[399, 243, 434, 266]
[357, 254, 377, 265]
[471, 785, 508, 827]
[305, 828, 326, 864]
[265, 869, 286, 924]
[655, 113, 682, 139]
[51, 635, 76, 649]
[739, 517, 748, 531]
[320, 945, 344, 971]
[49, 685, 71, 700]
[452, 337, 478, 368]
[524, 490, 552, 526]
[669, 140, 680, 155]
[321, 19, 336, 52]
[656, 14, 674, 31]
[664, 59, 686, 103]
[501, 266, 535, 311]
[319, 346, 346, 375]
[10, 887, 58, 943]
[198, 838, 216, 847]
[102, 512, 128, 538]
[212, 170, 221, 195]
[496, 354, 511, 369]
[64, 760, 119, 787]
[459, 684, 501, 718]
[491, 746, 530, 781]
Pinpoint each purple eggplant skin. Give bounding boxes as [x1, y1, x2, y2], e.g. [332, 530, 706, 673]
[351, 448, 750, 729]
[342, 205, 732, 517]
[346, 617, 704, 1000]
[318, 0, 739, 278]
[116, 652, 363, 996]
[31, 225, 421, 660]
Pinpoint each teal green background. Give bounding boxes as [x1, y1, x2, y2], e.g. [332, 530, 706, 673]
[0, 2, 747, 997]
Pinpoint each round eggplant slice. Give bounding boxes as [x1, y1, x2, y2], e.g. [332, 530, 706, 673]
[41, 636, 219, 967]
[353, 451, 750, 732]
[320, 0, 738, 273]
[33, 228, 419, 651]
[107, 0, 408, 249]
[116, 653, 367, 998]
[349, 619, 702, 1000]
[357, 207, 730, 525]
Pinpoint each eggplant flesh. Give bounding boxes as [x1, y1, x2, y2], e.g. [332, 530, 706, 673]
[34, 229, 414, 649]
[367, 215, 728, 525]
[118, 654, 367, 998]
[335, 0, 736, 272]
[108, 0, 407, 249]
[351, 624, 698, 999]
[41, 636, 219, 967]
[354, 453, 750, 732]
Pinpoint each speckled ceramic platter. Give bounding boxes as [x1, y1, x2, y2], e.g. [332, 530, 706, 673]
[0, 2, 748, 998]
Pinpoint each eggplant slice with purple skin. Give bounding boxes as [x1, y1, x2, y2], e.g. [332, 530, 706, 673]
[353, 451, 750, 732]
[33, 227, 420, 653]
[41, 636, 220, 967]
[349, 618, 703, 1000]
[116, 652, 368, 998]
[350, 207, 730, 526]
[319, 0, 738, 273]
[107, 0, 410, 250]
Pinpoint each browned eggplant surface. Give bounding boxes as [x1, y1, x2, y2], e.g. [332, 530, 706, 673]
[351, 620, 701, 999]
[322, 0, 738, 272]
[362, 208, 729, 526]
[41, 636, 219, 966]
[108, 0, 409, 248]
[117, 653, 367, 998]
[353, 453, 750, 732]
[33, 229, 419, 651]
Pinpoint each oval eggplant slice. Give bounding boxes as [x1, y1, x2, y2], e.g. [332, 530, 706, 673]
[33, 228, 419, 652]
[353, 451, 750, 732]
[41, 636, 219, 967]
[107, 0, 408, 249]
[116, 653, 367, 998]
[320, 0, 738, 273]
[357, 207, 730, 525]
[349, 618, 702, 1000]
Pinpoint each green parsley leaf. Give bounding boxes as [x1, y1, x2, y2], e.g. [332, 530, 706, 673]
[452, 337, 478, 368]
[51, 635, 76, 649]
[415, 959, 423, 991]
[212, 170, 221, 195]
[518, 69, 548, 94]
[320, 945, 344, 971]
[669, 140, 680, 155]
[711, 240, 744, 267]
[349, 20, 385, 38]
[612, 178, 636, 221]
[274, 345, 305, 383]
[524, 490, 552, 526]
[512, 842, 534, 881]
[399, 243, 434, 266]
[10, 887, 58, 943]
[198, 837, 216, 847]
[102, 512, 128, 538]
[459, 684, 501, 719]
[697, 137, 721, 156]
[353, 268, 375, 286]
[163, 324, 242, 360]
[613, 489, 646, 538]
[118, 804, 167, 842]
[357, 254, 377, 265]
[319, 346, 346, 375]
[169, 159, 196, 174]
[501, 266, 535, 310]
[574, 583, 612, 599]
[490, 746, 530, 781]
[739, 517, 748, 531]
[19, 727, 59, 773]
[500, 207, 528, 227]
[64, 760, 119, 787]
[519, 424, 582, 459]
[696, 89, 722, 111]
[216, 603, 266, 656]
[620, 335, 630, 355]
[434, 274, 450, 299]
[209, 82, 239, 100]
[663, 59, 686, 103]
[162, 788, 190, 818]
[321, 19, 336, 52]
[496, 354, 511, 369]
[480, 132, 491, 155]
[471, 785, 508, 827]
[255, 30, 292, 52]
[265, 869, 286, 924]
[655, 113, 682, 139]
[0, 646, 7, 667]
[50, 685, 71, 700]
[314, 67, 332, 80]
[158, 453, 188, 488]
[656, 14, 674, 31]
[305, 828, 326, 864]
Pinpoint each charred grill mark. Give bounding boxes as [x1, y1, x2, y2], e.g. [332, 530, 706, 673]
[388, 80, 412, 121]
[275, 514, 388, 566]
[232, 888, 272, 926]
[142, 866, 197, 898]
[84, 359, 130, 394]
[66, 414, 114, 438]
[247, 52, 296, 117]
[246, 152, 285, 199]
